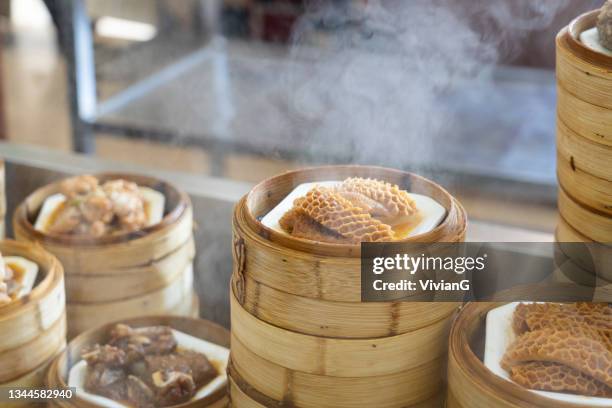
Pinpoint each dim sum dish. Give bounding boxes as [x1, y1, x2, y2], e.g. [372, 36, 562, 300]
[485, 302, 611, 403]
[0, 240, 66, 406]
[14, 173, 197, 338]
[262, 177, 445, 244]
[448, 301, 612, 407]
[47, 316, 229, 408]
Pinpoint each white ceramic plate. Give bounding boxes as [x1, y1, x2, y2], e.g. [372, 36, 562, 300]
[261, 180, 446, 240]
[68, 329, 230, 408]
[484, 302, 612, 406]
[580, 27, 612, 57]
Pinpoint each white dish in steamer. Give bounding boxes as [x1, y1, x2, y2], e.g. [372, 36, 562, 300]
[261, 180, 446, 240]
[484, 302, 612, 406]
[580, 27, 612, 57]
[68, 330, 230, 408]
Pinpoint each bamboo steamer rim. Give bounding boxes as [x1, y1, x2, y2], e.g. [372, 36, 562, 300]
[448, 302, 600, 408]
[0, 239, 63, 319]
[13, 172, 191, 247]
[564, 9, 612, 71]
[46, 315, 230, 408]
[230, 288, 450, 377]
[243, 165, 466, 258]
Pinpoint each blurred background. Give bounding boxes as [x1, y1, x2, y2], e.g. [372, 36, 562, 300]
[0, 0, 602, 232]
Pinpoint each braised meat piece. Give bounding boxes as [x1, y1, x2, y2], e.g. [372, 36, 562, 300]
[126, 375, 156, 408]
[109, 324, 177, 362]
[144, 350, 217, 387]
[82, 344, 128, 367]
[152, 370, 196, 406]
[82, 324, 218, 408]
[82, 345, 128, 402]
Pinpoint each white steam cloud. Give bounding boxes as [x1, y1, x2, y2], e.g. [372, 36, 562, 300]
[279, 0, 585, 169]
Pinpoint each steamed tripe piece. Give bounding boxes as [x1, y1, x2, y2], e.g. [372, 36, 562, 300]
[35, 175, 165, 238]
[512, 303, 612, 348]
[501, 327, 612, 388]
[285, 187, 395, 243]
[510, 361, 612, 397]
[337, 177, 418, 225]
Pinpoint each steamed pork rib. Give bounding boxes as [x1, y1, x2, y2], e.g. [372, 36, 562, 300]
[502, 303, 612, 397]
[279, 177, 420, 243]
[46, 175, 149, 237]
[82, 324, 218, 408]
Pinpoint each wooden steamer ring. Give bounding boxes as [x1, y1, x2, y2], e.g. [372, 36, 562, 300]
[0, 240, 66, 401]
[229, 166, 467, 407]
[46, 315, 229, 408]
[448, 302, 603, 408]
[13, 173, 197, 337]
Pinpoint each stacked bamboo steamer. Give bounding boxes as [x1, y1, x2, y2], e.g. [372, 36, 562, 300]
[13, 173, 199, 338]
[556, 9, 612, 287]
[228, 166, 467, 408]
[46, 315, 230, 408]
[0, 240, 66, 407]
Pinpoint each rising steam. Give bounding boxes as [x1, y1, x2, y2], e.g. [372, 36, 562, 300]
[279, 0, 588, 169]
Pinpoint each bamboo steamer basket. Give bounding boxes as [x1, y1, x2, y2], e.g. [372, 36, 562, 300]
[555, 216, 612, 282]
[556, 10, 612, 111]
[230, 166, 466, 407]
[448, 302, 603, 408]
[557, 85, 612, 147]
[228, 367, 444, 408]
[0, 240, 66, 388]
[46, 315, 230, 408]
[13, 173, 197, 336]
[558, 186, 612, 243]
[67, 267, 197, 338]
[0, 160, 5, 238]
[241, 274, 458, 338]
[557, 118, 612, 183]
[232, 166, 466, 304]
[230, 333, 444, 407]
[557, 152, 612, 216]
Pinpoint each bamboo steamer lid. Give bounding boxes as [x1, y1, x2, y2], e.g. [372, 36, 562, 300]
[230, 333, 444, 408]
[240, 273, 459, 338]
[233, 165, 467, 304]
[557, 152, 612, 216]
[556, 11, 612, 110]
[46, 315, 229, 408]
[448, 302, 602, 408]
[558, 186, 612, 243]
[0, 240, 66, 384]
[230, 289, 450, 378]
